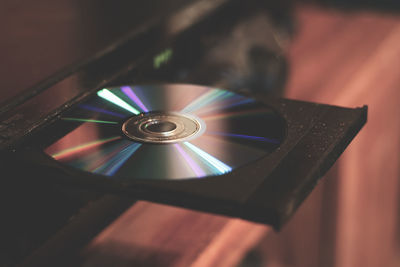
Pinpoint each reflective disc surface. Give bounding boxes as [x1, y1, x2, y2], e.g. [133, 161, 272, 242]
[43, 84, 286, 180]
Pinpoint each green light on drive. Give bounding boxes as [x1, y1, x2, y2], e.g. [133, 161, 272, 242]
[153, 48, 173, 69]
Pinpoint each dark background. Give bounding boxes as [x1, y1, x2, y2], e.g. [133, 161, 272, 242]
[2, 0, 400, 105]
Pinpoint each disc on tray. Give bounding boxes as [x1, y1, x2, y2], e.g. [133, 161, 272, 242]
[43, 84, 286, 180]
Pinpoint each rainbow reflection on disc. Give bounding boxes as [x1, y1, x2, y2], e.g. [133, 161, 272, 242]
[42, 84, 286, 180]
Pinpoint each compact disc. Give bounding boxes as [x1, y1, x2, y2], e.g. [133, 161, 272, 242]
[42, 84, 286, 180]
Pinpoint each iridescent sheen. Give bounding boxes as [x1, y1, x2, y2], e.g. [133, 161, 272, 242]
[97, 88, 140, 115]
[43, 84, 285, 180]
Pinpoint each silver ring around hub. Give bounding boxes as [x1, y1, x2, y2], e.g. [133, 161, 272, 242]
[122, 112, 206, 144]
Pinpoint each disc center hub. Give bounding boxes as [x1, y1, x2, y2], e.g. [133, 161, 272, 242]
[122, 112, 205, 144]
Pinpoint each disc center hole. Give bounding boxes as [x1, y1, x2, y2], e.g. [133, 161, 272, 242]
[145, 120, 177, 133]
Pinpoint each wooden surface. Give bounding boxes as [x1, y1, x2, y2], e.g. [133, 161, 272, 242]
[257, 5, 400, 267]
[289, 6, 400, 267]
[79, 202, 268, 267]
[79, 5, 400, 267]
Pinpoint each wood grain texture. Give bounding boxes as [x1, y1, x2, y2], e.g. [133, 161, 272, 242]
[80, 201, 269, 267]
[260, 5, 400, 267]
